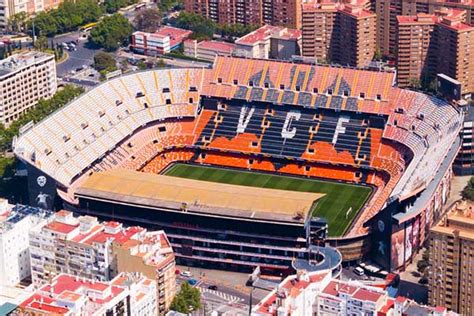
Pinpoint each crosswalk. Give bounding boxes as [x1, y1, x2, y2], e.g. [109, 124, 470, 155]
[200, 287, 244, 304]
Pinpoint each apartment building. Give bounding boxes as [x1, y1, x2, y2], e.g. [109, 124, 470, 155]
[28, 211, 176, 314]
[454, 105, 474, 175]
[234, 25, 301, 60]
[301, 0, 376, 68]
[301, 1, 338, 63]
[114, 231, 176, 315]
[395, 14, 437, 87]
[111, 273, 158, 316]
[184, 0, 302, 28]
[0, 0, 64, 30]
[252, 268, 456, 315]
[435, 10, 474, 96]
[17, 272, 156, 315]
[0, 200, 52, 287]
[0, 51, 56, 126]
[374, 0, 474, 57]
[429, 200, 474, 315]
[395, 9, 474, 95]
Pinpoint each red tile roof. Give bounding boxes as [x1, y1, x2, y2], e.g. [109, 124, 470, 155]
[44, 221, 78, 234]
[197, 40, 236, 54]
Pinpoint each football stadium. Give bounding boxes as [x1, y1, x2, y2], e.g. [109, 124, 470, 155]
[13, 56, 462, 273]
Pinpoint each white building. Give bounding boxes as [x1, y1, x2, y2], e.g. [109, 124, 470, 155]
[18, 272, 156, 315]
[0, 199, 52, 287]
[0, 51, 56, 126]
[234, 25, 301, 60]
[29, 210, 146, 288]
[111, 272, 158, 316]
[252, 269, 456, 316]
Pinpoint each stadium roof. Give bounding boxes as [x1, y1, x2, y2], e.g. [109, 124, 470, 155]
[75, 169, 324, 224]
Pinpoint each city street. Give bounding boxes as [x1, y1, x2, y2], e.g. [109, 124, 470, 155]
[176, 265, 274, 314]
[55, 32, 100, 78]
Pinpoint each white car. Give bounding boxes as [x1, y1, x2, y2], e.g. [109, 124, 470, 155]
[180, 271, 192, 277]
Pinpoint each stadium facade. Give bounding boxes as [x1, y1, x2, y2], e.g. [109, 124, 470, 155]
[13, 56, 462, 273]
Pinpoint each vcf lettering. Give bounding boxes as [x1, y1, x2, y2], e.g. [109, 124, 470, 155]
[236, 106, 301, 139]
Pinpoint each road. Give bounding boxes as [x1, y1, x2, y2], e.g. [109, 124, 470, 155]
[55, 32, 100, 78]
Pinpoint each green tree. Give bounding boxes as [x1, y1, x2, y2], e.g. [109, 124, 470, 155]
[169, 282, 201, 314]
[159, 0, 183, 12]
[8, 12, 28, 33]
[408, 77, 421, 89]
[461, 177, 474, 201]
[156, 58, 166, 68]
[137, 60, 147, 70]
[30, 0, 102, 37]
[89, 14, 133, 51]
[34, 36, 48, 51]
[134, 8, 161, 32]
[173, 12, 216, 40]
[93, 52, 117, 72]
[103, 0, 137, 14]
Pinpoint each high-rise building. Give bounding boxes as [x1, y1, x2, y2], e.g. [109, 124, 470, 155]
[0, 200, 52, 287]
[435, 9, 474, 96]
[429, 200, 474, 315]
[113, 231, 176, 315]
[0, 51, 56, 126]
[301, 0, 376, 68]
[395, 9, 474, 94]
[301, 1, 338, 63]
[374, 0, 474, 57]
[183, 0, 302, 28]
[395, 14, 437, 88]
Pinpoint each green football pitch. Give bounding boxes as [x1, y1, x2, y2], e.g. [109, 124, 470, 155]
[164, 163, 372, 237]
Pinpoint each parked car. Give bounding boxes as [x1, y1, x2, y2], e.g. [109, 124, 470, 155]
[180, 271, 192, 277]
[188, 278, 198, 286]
[353, 267, 365, 276]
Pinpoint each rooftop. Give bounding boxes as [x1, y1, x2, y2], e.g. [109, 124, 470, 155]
[235, 25, 301, 46]
[431, 199, 474, 240]
[0, 51, 54, 78]
[0, 203, 52, 234]
[37, 210, 145, 245]
[20, 274, 130, 315]
[134, 26, 192, 48]
[188, 40, 236, 54]
[75, 169, 324, 224]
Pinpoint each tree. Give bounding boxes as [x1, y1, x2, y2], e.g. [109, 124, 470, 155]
[103, 0, 138, 14]
[374, 49, 382, 61]
[34, 36, 48, 51]
[89, 14, 133, 51]
[169, 282, 201, 314]
[29, 0, 102, 37]
[93, 52, 117, 72]
[408, 77, 421, 89]
[173, 12, 216, 41]
[137, 60, 147, 70]
[461, 177, 474, 201]
[134, 8, 161, 32]
[8, 12, 28, 33]
[156, 58, 166, 68]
